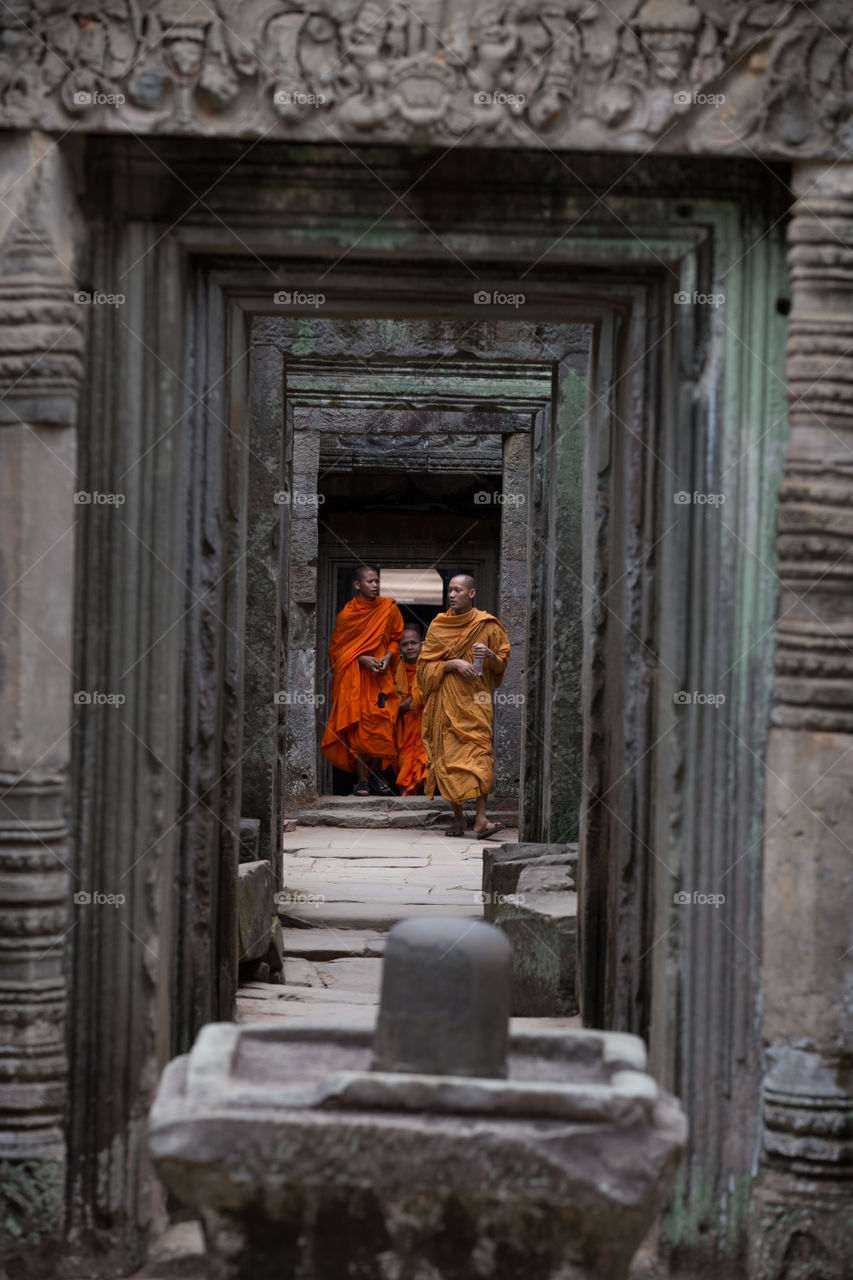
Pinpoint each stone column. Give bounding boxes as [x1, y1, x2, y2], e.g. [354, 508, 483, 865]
[283, 430, 321, 809]
[494, 433, 528, 798]
[749, 162, 853, 1278]
[0, 135, 84, 1266]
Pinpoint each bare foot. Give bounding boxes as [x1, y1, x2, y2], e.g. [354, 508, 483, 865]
[474, 820, 504, 839]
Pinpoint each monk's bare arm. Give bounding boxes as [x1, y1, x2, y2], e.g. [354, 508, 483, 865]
[444, 658, 479, 681]
[376, 648, 396, 673]
[474, 629, 510, 677]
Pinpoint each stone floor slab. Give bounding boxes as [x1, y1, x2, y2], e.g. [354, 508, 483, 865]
[281, 927, 386, 959]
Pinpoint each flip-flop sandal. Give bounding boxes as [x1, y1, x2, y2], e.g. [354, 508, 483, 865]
[476, 822, 505, 840]
[371, 779, 394, 796]
[353, 781, 370, 796]
[444, 825, 468, 837]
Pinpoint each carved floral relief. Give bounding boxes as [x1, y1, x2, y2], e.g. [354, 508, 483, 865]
[0, 1, 851, 157]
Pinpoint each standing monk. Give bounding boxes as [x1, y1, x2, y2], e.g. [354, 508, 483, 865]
[393, 624, 428, 796]
[321, 566, 404, 796]
[417, 575, 510, 837]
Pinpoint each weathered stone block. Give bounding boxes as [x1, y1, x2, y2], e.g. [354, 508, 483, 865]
[265, 916, 284, 976]
[494, 864, 578, 1017]
[238, 818, 260, 864]
[150, 1019, 685, 1280]
[482, 842, 578, 923]
[291, 432, 319, 471]
[237, 861, 275, 963]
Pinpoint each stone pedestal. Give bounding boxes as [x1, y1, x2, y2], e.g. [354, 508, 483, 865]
[749, 162, 853, 1278]
[151, 1020, 685, 1280]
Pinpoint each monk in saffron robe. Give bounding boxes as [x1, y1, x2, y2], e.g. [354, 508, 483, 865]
[393, 624, 428, 796]
[320, 566, 404, 795]
[417, 574, 511, 837]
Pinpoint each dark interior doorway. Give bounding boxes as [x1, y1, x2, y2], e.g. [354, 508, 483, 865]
[317, 470, 502, 794]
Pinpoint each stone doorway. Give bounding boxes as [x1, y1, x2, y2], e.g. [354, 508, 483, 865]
[243, 331, 585, 849]
[315, 471, 503, 798]
[20, 136, 791, 1277]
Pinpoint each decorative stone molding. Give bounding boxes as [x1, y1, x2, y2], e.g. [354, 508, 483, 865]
[0, 133, 84, 1268]
[749, 161, 853, 1280]
[0, 1, 851, 159]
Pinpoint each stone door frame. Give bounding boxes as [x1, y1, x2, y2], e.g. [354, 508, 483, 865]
[252, 339, 579, 816]
[4, 135, 794, 1275]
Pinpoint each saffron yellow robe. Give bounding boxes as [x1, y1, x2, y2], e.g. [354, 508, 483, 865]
[393, 659, 427, 795]
[417, 608, 510, 803]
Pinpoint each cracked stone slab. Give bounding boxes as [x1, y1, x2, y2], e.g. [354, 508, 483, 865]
[281, 928, 386, 960]
[280, 901, 480, 930]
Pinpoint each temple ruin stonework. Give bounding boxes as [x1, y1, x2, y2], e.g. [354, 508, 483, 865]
[0, 2, 851, 1277]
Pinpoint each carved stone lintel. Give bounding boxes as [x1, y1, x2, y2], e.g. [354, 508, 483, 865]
[749, 162, 853, 1280]
[0, 2, 851, 160]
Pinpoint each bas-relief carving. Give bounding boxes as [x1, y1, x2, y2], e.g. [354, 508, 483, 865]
[1, 1, 852, 158]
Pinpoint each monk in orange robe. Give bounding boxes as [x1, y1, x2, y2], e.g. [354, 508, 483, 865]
[393, 624, 428, 796]
[320, 566, 404, 795]
[417, 574, 511, 837]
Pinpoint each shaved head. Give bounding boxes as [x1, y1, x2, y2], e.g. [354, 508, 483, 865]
[402, 623, 423, 638]
[353, 565, 380, 602]
[447, 574, 476, 615]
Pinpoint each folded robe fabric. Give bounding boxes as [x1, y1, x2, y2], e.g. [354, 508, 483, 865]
[417, 608, 511, 804]
[393, 659, 427, 796]
[320, 596, 404, 772]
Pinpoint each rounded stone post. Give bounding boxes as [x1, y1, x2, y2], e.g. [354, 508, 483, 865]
[372, 917, 512, 1078]
[749, 162, 853, 1278]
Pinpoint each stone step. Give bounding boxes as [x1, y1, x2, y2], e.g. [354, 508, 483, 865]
[281, 899, 481, 930]
[281, 926, 387, 960]
[286, 797, 519, 829]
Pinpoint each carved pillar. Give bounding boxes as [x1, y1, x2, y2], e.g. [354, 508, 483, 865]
[0, 135, 84, 1267]
[749, 162, 853, 1279]
[494, 432, 527, 798]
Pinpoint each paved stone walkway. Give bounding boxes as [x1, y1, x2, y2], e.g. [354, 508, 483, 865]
[237, 824, 518, 1025]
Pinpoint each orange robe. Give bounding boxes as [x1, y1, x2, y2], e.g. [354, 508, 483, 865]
[393, 660, 428, 796]
[417, 608, 511, 804]
[320, 596, 404, 772]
